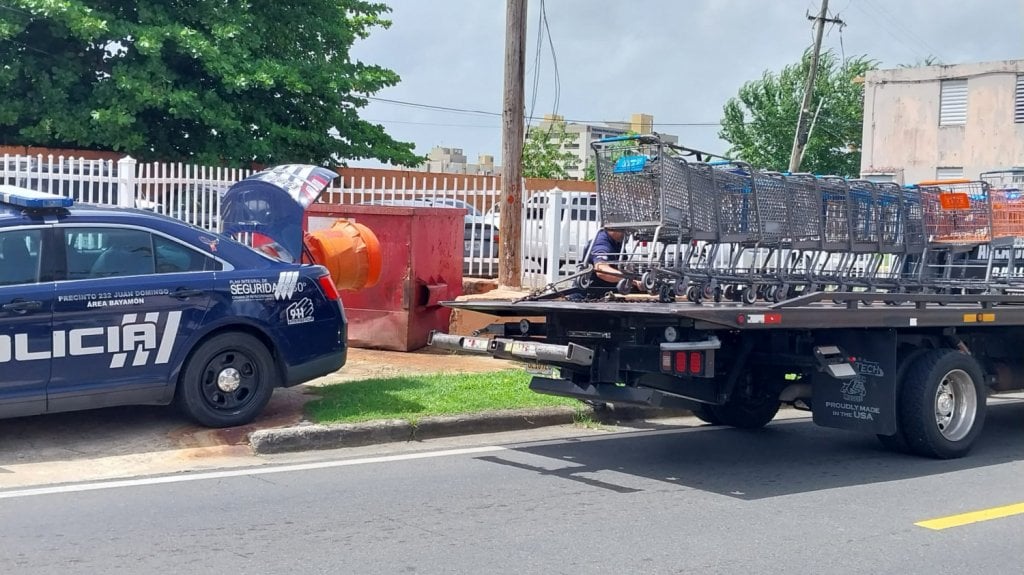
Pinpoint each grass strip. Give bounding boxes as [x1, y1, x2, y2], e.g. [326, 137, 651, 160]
[305, 369, 579, 424]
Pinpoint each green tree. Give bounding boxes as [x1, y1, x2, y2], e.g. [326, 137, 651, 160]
[0, 0, 421, 168]
[718, 49, 877, 177]
[522, 121, 579, 179]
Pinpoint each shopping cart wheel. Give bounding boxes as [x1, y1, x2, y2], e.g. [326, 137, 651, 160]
[692, 287, 704, 304]
[724, 285, 737, 301]
[765, 285, 778, 301]
[702, 283, 715, 300]
[674, 281, 689, 297]
[771, 285, 788, 303]
[658, 283, 674, 303]
[616, 278, 633, 295]
[741, 287, 758, 305]
[641, 272, 657, 292]
[577, 272, 593, 289]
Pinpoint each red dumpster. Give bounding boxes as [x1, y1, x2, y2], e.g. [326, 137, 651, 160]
[305, 204, 464, 351]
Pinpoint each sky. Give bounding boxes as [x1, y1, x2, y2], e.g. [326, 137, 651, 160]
[349, 0, 1024, 168]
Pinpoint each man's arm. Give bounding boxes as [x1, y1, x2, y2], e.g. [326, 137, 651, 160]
[589, 232, 629, 285]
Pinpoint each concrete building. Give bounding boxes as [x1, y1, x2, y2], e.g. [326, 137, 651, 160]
[531, 113, 679, 180]
[418, 146, 500, 176]
[860, 59, 1024, 185]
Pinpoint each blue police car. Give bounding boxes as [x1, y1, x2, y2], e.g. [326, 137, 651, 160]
[0, 183, 347, 428]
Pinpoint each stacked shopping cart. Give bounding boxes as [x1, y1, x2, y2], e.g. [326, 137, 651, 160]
[586, 134, 1024, 305]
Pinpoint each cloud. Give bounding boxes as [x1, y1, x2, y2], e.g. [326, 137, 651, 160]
[350, 0, 1023, 167]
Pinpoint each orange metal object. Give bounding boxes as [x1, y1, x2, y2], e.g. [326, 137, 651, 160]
[921, 181, 991, 244]
[990, 189, 1024, 238]
[303, 204, 463, 351]
[938, 193, 971, 210]
[305, 220, 383, 291]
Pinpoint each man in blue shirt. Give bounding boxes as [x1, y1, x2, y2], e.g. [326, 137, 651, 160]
[586, 227, 639, 288]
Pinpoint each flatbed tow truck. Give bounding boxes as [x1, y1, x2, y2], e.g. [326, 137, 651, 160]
[429, 289, 1024, 459]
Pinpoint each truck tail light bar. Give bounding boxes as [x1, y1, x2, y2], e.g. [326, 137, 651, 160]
[660, 337, 720, 378]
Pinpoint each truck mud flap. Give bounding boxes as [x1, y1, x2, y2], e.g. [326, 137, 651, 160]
[810, 329, 898, 436]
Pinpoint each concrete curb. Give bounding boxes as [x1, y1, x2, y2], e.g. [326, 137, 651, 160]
[248, 405, 693, 455]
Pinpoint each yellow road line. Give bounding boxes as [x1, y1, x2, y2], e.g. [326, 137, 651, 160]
[916, 502, 1024, 530]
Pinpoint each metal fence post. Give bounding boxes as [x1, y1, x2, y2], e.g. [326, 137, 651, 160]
[116, 155, 137, 208]
[544, 188, 563, 285]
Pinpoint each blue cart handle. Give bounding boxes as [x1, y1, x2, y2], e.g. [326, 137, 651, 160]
[597, 135, 639, 143]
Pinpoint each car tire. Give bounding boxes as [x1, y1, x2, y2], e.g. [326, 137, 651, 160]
[176, 332, 277, 428]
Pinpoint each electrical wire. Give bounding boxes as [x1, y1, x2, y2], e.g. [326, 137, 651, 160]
[540, 0, 560, 118]
[862, 0, 944, 62]
[366, 96, 723, 126]
[851, 1, 933, 63]
[526, 0, 544, 127]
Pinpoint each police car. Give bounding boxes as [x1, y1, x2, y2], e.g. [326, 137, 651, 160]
[0, 184, 347, 428]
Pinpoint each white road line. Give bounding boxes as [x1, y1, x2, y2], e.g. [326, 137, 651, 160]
[0, 413, 818, 500]
[0, 445, 506, 500]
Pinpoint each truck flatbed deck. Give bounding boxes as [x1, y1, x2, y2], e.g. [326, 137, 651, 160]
[447, 291, 1024, 331]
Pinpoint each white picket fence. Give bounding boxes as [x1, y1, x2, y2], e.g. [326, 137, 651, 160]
[0, 154, 595, 287]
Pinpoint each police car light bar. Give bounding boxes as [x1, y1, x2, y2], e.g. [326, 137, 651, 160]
[0, 185, 74, 209]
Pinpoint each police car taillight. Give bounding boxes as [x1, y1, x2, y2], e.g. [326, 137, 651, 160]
[318, 274, 340, 301]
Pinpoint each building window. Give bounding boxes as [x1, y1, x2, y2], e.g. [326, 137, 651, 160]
[936, 167, 964, 180]
[1015, 74, 1024, 123]
[939, 79, 968, 126]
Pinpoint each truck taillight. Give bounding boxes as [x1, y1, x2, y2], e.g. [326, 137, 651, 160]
[689, 351, 702, 374]
[318, 274, 340, 301]
[666, 351, 707, 376]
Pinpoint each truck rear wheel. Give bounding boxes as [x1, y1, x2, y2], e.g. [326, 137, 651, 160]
[897, 349, 987, 459]
[709, 392, 781, 429]
[692, 403, 721, 425]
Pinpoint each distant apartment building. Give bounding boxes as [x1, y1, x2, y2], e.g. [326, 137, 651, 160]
[418, 146, 500, 176]
[531, 113, 679, 180]
[860, 59, 1024, 185]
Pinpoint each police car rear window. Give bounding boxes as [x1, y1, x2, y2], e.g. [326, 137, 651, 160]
[65, 227, 220, 280]
[0, 229, 42, 286]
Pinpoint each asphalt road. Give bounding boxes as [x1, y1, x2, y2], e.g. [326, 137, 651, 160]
[4, 402, 1024, 575]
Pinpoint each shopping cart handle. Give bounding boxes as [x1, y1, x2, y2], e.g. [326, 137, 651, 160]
[916, 178, 974, 185]
[597, 135, 637, 143]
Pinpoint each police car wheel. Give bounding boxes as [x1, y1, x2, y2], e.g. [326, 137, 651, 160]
[176, 332, 276, 428]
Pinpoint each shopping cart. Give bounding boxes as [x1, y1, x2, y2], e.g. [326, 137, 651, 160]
[917, 179, 1003, 293]
[589, 134, 721, 300]
[980, 169, 1024, 288]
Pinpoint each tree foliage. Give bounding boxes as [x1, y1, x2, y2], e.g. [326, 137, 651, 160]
[521, 121, 579, 179]
[718, 49, 877, 177]
[0, 0, 421, 168]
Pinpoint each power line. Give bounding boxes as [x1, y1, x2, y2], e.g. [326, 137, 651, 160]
[366, 96, 724, 126]
[540, 0, 560, 117]
[365, 119, 501, 128]
[851, 1, 932, 63]
[861, 0, 944, 61]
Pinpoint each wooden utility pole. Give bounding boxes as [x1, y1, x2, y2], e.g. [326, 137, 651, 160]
[499, 0, 526, 288]
[788, 0, 843, 173]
